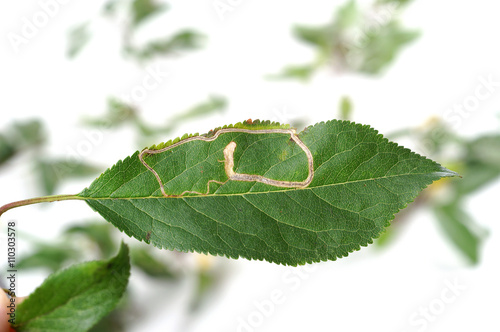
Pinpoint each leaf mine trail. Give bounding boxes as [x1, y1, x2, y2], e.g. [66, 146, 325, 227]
[139, 128, 315, 197]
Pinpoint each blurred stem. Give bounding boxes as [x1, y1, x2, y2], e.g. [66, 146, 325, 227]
[0, 194, 83, 218]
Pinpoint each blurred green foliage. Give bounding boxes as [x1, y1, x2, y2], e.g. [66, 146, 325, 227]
[131, 0, 168, 27]
[17, 244, 80, 272]
[125, 30, 205, 61]
[35, 159, 102, 196]
[273, 0, 419, 80]
[83, 95, 227, 147]
[434, 202, 484, 263]
[67, 22, 91, 58]
[65, 222, 117, 257]
[376, 118, 496, 264]
[0, 119, 45, 166]
[130, 247, 177, 279]
[339, 96, 353, 120]
[9, 219, 220, 329]
[0, 120, 102, 195]
[67, 0, 204, 61]
[190, 265, 224, 313]
[2, 0, 498, 330]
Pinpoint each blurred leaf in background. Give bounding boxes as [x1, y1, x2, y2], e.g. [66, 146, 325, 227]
[83, 98, 138, 129]
[457, 135, 500, 195]
[348, 20, 419, 74]
[433, 201, 486, 264]
[338, 95, 353, 120]
[376, 0, 413, 7]
[67, 22, 91, 59]
[158, 94, 227, 134]
[83, 95, 227, 146]
[13, 221, 118, 273]
[17, 243, 80, 273]
[189, 255, 225, 313]
[376, 118, 496, 264]
[0, 119, 102, 196]
[34, 158, 103, 196]
[131, 0, 168, 27]
[65, 222, 118, 257]
[272, 0, 419, 80]
[0, 134, 15, 166]
[0, 119, 46, 166]
[131, 246, 177, 279]
[67, 0, 204, 62]
[89, 300, 132, 332]
[125, 30, 206, 61]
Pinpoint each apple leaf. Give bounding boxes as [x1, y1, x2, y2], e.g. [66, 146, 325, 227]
[78, 120, 457, 265]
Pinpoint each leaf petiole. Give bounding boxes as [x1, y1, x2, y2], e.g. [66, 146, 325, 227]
[0, 194, 83, 218]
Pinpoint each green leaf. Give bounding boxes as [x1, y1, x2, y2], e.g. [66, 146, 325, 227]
[451, 135, 500, 195]
[433, 202, 486, 264]
[136, 95, 227, 138]
[141, 95, 227, 137]
[0, 119, 46, 166]
[16, 244, 80, 272]
[127, 30, 205, 61]
[88, 307, 127, 332]
[277, 0, 418, 79]
[67, 23, 91, 59]
[0, 134, 15, 166]
[293, 0, 359, 48]
[78, 120, 457, 265]
[11, 119, 46, 147]
[456, 162, 500, 195]
[376, 0, 414, 8]
[465, 134, 500, 166]
[131, 0, 167, 27]
[83, 98, 138, 128]
[339, 96, 353, 120]
[35, 159, 102, 195]
[351, 22, 420, 74]
[373, 223, 396, 247]
[294, 25, 334, 49]
[65, 222, 117, 257]
[13, 242, 130, 331]
[334, 0, 361, 29]
[130, 246, 176, 279]
[170, 95, 227, 124]
[271, 64, 317, 82]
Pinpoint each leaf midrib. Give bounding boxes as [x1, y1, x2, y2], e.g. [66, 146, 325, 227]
[81, 171, 437, 200]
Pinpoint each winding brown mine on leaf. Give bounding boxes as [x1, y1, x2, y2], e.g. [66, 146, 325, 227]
[139, 128, 314, 197]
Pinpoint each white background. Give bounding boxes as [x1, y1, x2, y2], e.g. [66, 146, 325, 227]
[1, 1, 499, 331]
